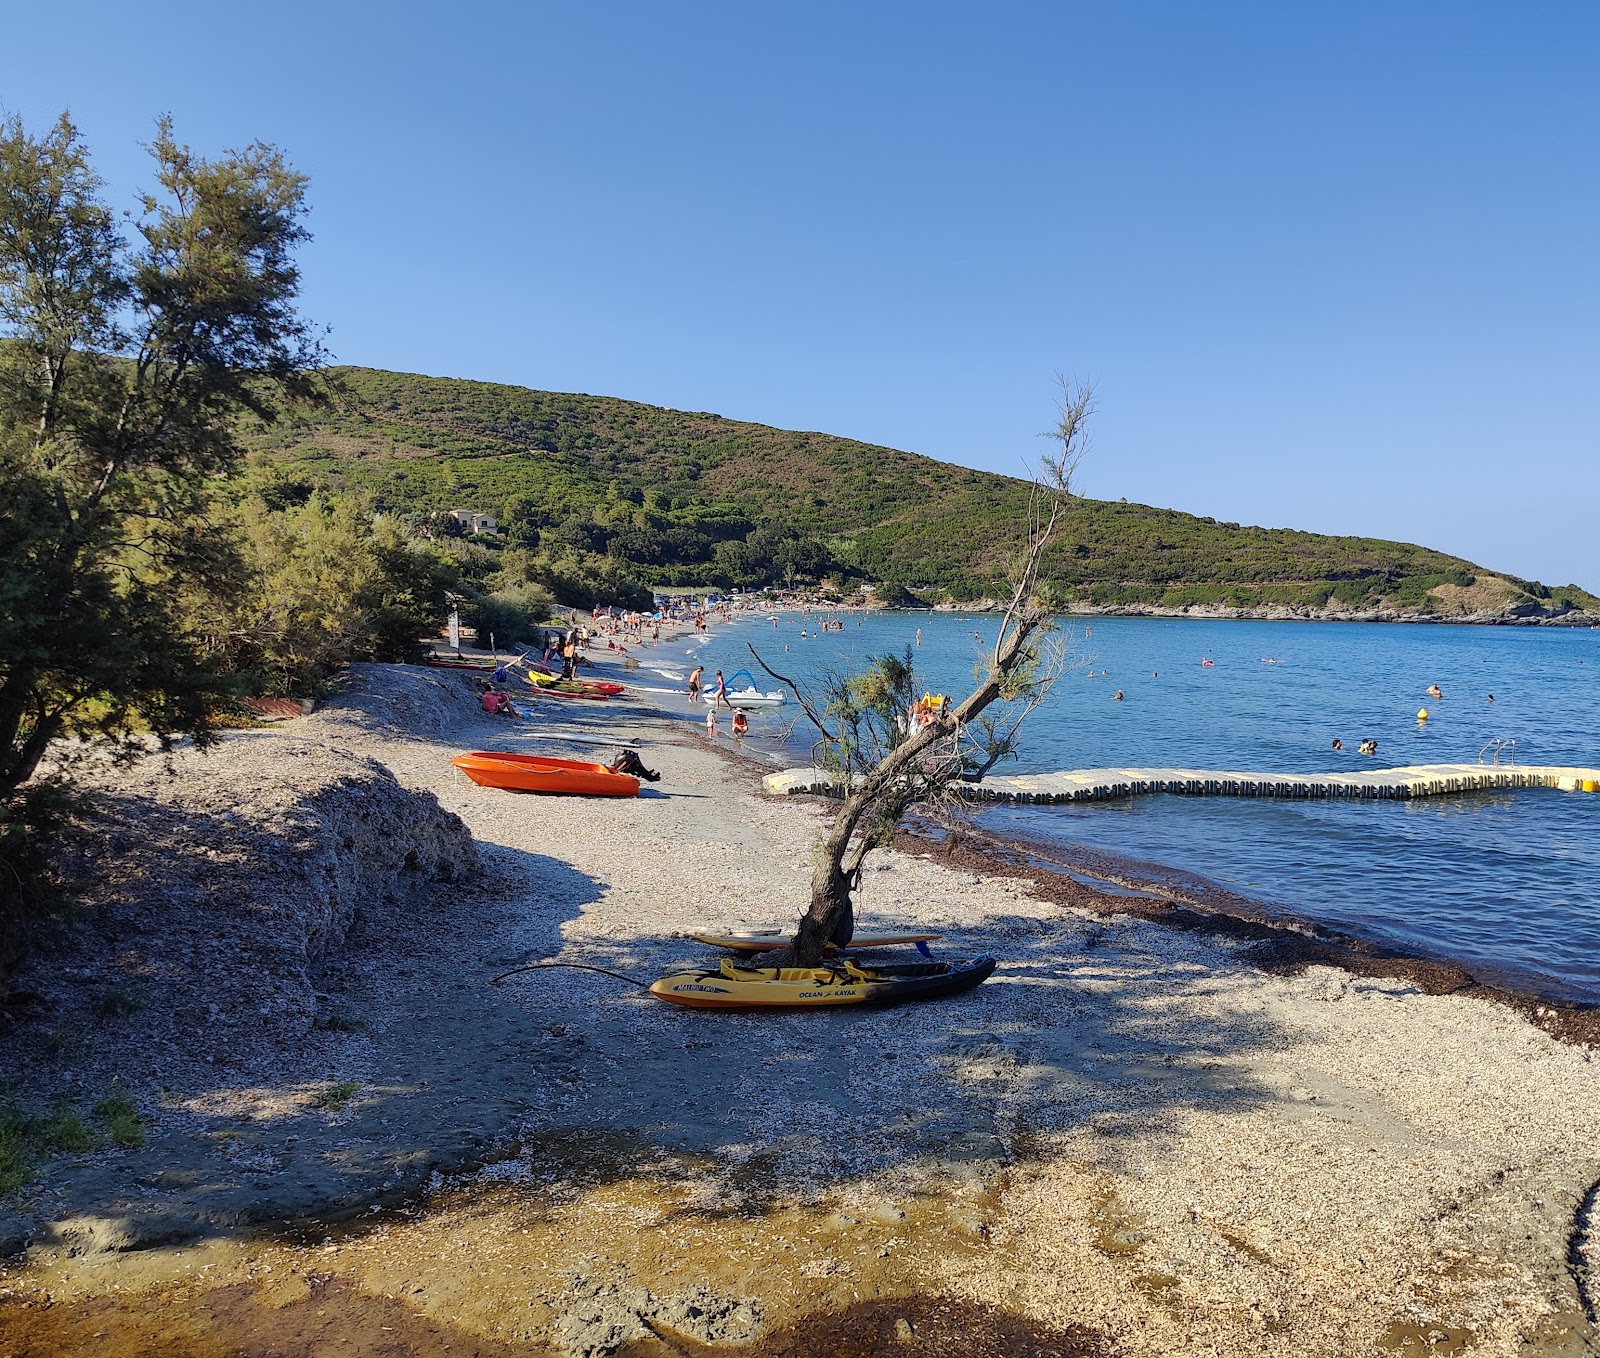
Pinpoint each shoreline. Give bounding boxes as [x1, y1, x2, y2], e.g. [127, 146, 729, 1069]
[3, 651, 1599, 1356]
[891, 817, 1600, 1048]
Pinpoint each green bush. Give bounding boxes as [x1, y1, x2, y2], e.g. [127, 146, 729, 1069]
[469, 584, 554, 647]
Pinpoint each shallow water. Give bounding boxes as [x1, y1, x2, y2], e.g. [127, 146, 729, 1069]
[648, 612, 1600, 1002]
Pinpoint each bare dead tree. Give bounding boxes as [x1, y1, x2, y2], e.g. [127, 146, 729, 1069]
[748, 379, 1094, 966]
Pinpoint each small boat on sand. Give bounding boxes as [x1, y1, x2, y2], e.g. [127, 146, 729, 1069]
[523, 675, 613, 701]
[425, 656, 497, 671]
[648, 955, 996, 1009]
[692, 928, 941, 953]
[451, 752, 639, 797]
[525, 668, 624, 698]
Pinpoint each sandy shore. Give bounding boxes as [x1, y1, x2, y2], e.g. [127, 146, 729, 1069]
[2, 654, 1597, 1357]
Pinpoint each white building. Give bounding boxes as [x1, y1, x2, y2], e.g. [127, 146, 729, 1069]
[450, 509, 497, 534]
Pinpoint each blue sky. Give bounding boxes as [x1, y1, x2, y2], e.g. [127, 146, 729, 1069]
[5, 2, 1597, 588]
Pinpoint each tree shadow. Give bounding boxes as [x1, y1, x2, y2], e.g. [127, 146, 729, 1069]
[0, 784, 605, 1258]
[505, 910, 1286, 1209]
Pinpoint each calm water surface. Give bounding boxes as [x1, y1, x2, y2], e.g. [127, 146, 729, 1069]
[643, 612, 1600, 1002]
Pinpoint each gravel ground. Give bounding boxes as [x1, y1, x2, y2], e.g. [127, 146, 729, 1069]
[1, 656, 1597, 1357]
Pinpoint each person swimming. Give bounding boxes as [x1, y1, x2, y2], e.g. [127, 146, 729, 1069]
[1332, 739, 1344, 751]
[1426, 683, 1443, 699]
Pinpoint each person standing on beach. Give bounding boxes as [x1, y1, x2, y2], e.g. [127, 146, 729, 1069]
[688, 666, 703, 701]
[714, 669, 729, 709]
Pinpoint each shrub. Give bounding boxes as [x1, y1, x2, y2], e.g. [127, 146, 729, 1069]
[468, 584, 553, 647]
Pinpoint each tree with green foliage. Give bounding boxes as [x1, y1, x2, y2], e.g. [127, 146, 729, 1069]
[753, 381, 1094, 968]
[228, 495, 456, 694]
[0, 112, 322, 959]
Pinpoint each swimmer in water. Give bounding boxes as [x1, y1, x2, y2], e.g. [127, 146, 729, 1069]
[1487, 693, 1495, 702]
[1332, 738, 1343, 751]
[1114, 690, 1124, 702]
[1426, 683, 1442, 699]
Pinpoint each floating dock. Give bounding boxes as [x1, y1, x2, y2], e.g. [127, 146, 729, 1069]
[762, 763, 1600, 804]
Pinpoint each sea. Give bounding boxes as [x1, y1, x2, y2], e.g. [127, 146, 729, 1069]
[633, 611, 1600, 1004]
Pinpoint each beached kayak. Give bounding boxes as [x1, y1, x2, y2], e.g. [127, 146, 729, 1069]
[425, 656, 498, 670]
[691, 928, 942, 953]
[648, 955, 996, 1009]
[522, 676, 613, 701]
[451, 752, 639, 797]
[524, 665, 624, 694]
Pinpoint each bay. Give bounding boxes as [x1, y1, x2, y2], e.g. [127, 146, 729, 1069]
[645, 611, 1600, 1002]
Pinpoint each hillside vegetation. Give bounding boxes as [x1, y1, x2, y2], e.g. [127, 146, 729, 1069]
[243, 367, 1598, 617]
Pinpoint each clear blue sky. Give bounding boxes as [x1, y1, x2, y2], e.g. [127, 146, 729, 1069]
[6, 2, 1597, 588]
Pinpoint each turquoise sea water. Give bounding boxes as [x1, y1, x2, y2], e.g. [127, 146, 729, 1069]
[641, 612, 1600, 1002]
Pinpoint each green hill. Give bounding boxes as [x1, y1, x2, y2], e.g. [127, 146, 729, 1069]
[242, 366, 1598, 618]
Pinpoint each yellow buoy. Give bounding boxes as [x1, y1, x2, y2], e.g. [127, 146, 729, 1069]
[1417, 708, 1429, 721]
[1582, 779, 1600, 794]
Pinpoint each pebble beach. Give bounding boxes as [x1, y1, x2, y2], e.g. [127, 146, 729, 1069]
[2, 653, 1597, 1357]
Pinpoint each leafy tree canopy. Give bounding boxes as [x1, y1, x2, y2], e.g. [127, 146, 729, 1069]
[0, 111, 324, 958]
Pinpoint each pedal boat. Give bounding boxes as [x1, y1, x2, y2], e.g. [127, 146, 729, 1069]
[451, 752, 639, 797]
[703, 687, 786, 708]
[649, 955, 996, 1009]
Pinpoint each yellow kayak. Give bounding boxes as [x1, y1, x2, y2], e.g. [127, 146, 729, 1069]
[649, 955, 996, 1010]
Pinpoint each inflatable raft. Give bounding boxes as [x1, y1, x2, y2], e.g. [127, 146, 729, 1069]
[451, 752, 639, 797]
[649, 955, 996, 1009]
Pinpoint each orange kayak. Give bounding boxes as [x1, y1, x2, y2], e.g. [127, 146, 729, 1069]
[451, 752, 639, 797]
